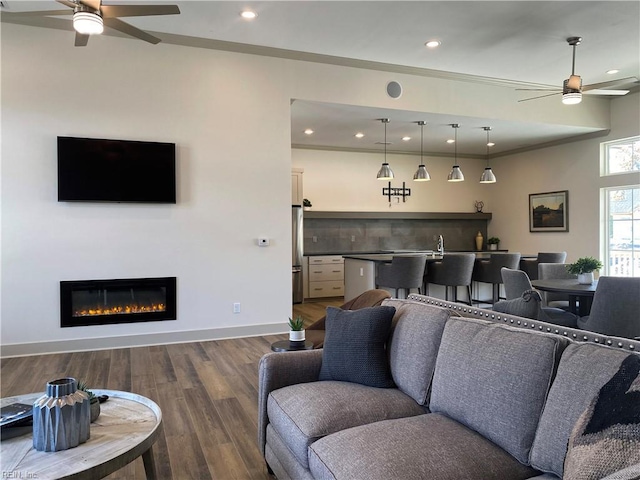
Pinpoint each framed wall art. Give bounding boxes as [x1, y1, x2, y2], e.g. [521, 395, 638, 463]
[529, 190, 568, 232]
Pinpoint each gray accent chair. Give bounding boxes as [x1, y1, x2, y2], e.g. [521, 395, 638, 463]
[520, 252, 567, 280]
[538, 262, 577, 310]
[375, 255, 427, 298]
[497, 267, 578, 328]
[423, 253, 475, 305]
[471, 253, 521, 304]
[577, 276, 640, 339]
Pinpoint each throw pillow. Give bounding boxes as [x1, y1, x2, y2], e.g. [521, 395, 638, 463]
[318, 305, 396, 388]
[563, 354, 640, 480]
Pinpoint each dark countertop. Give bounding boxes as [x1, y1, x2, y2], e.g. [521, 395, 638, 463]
[305, 249, 510, 256]
[341, 251, 537, 262]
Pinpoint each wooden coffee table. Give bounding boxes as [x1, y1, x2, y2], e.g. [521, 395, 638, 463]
[1, 389, 162, 480]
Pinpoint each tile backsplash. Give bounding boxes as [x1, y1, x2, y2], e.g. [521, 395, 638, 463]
[304, 218, 488, 254]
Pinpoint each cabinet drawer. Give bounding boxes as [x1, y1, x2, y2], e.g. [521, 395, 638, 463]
[309, 255, 344, 265]
[309, 264, 344, 281]
[309, 281, 344, 298]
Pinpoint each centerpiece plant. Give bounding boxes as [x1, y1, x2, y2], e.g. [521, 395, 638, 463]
[487, 237, 500, 250]
[288, 315, 305, 342]
[566, 257, 603, 284]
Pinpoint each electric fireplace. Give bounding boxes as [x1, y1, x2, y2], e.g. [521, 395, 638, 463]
[60, 277, 177, 327]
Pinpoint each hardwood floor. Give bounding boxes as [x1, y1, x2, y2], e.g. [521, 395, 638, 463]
[0, 297, 343, 480]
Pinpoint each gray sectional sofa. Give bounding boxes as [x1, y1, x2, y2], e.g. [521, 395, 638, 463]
[258, 294, 640, 480]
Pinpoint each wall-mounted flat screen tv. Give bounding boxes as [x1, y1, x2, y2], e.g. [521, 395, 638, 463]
[58, 136, 176, 203]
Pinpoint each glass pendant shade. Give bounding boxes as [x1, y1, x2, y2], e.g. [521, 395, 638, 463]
[448, 166, 464, 182]
[480, 167, 497, 183]
[413, 165, 430, 181]
[73, 12, 104, 35]
[377, 162, 394, 180]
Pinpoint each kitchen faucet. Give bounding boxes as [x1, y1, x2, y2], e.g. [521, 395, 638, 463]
[437, 235, 444, 255]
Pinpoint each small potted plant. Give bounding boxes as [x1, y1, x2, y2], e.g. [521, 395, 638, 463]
[487, 237, 500, 250]
[303, 198, 312, 211]
[78, 380, 100, 423]
[566, 257, 603, 284]
[288, 315, 305, 342]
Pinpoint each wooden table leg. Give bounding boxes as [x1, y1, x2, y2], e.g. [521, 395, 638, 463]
[142, 446, 158, 480]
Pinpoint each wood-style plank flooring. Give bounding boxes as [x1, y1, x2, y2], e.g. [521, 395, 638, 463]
[0, 297, 343, 480]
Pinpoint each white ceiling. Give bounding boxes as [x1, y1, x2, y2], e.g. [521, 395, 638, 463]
[3, 1, 639, 156]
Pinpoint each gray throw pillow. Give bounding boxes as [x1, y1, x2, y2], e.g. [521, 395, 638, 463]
[563, 354, 640, 480]
[318, 306, 396, 388]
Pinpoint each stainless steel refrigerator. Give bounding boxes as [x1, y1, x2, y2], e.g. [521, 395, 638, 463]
[292, 205, 304, 304]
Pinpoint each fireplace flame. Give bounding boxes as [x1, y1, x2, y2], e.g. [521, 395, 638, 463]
[73, 303, 166, 317]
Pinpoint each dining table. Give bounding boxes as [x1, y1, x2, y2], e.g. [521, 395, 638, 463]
[530, 278, 598, 317]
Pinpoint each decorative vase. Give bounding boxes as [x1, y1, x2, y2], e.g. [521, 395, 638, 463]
[475, 232, 483, 251]
[489, 244, 498, 251]
[289, 330, 305, 342]
[578, 272, 594, 284]
[33, 377, 90, 452]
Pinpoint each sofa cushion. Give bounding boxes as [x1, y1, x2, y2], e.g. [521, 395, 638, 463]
[530, 343, 631, 477]
[267, 380, 425, 469]
[563, 354, 640, 480]
[308, 413, 539, 480]
[318, 306, 396, 388]
[429, 317, 567, 465]
[383, 299, 452, 405]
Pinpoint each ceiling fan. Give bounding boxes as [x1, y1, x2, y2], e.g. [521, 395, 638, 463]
[518, 36, 638, 104]
[17, 0, 180, 47]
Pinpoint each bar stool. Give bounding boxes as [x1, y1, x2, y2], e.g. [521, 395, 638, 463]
[375, 255, 427, 299]
[471, 253, 521, 304]
[520, 252, 567, 280]
[423, 253, 475, 305]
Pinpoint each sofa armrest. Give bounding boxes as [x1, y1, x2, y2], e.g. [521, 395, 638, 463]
[257, 349, 323, 455]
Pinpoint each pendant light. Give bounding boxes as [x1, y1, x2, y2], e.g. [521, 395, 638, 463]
[447, 124, 464, 182]
[413, 121, 431, 181]
[376, 118, 394, 180]
[480, 126, 497, 184]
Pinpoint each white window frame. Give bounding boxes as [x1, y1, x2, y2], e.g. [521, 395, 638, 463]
[602, 186, 639, 277]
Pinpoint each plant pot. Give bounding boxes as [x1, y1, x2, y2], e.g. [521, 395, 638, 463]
[489, 244, 498, 251]
[578, 272, 594, 285]
[90, 399, 100, 423]
[303, 207, 312, 211]
[289, 330, 305, 342]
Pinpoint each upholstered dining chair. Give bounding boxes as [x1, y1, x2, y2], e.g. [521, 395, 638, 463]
[423, 253, 475, 305]
[537, 262, 577, 310]
[577, 276, 640, 339]
[305, 289, 392, 349]
[471, 253, 521, 304]
[519, 252, 567, 280]
[375, 255, 428, 299]
[493, 289, 578, 328]
[497, 268, 578, 328]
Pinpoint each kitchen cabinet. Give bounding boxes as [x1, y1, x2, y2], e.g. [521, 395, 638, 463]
[308, 255, 344, 298]
[292, 168, 304, 205]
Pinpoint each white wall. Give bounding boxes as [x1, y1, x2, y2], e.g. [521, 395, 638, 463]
[1, 22, 627, 354]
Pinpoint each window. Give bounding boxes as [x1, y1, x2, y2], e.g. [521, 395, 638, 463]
[602, 137, 640, 175]
[601, 136, 640, 277]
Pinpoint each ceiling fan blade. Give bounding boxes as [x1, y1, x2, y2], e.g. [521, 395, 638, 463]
[583, 77, 639, 91]
[103, 17, 161, 44]
[518, 92, 561, 102]
[515, 88, 561, 92]
[9, 9, 72, 16]
[78, 0, 102, 11]
[101, 5, 180, 18]
[75, 32, 89, 47]
[567, 75, 582, 90]
[56, 0, 78, 9]
[583, 89, 629, 96]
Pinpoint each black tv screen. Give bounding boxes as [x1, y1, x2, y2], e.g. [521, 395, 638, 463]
[58, 136, 176, 203]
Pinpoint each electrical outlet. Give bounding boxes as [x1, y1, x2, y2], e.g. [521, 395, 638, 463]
[351, 235, 356, 242]
[312, 236, 318, 243]
[233, 303, 241, 313]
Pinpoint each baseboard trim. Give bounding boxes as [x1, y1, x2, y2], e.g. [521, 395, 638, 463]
[0, 323, 288, 358]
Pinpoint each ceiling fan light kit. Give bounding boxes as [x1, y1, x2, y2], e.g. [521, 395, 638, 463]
[376, 118, 394, 180]
[73, 11, 103, 35]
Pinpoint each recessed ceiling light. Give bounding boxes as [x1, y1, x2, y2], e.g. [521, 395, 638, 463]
[487, 142, 496, 147]
[425, 40, 441, 48]
[240, 10, 257, 19]
[304, 129, 314, 135]
[606, 69, 620, 75]
[446, 139, 455, 144]
[402, 136, 411, 141]
[355, 132, 365, 138]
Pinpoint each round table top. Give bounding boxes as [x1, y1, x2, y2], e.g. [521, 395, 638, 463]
[271, 340, 314, 352]
[1, 389, 162, 480]
[531, 278, 598, 295]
